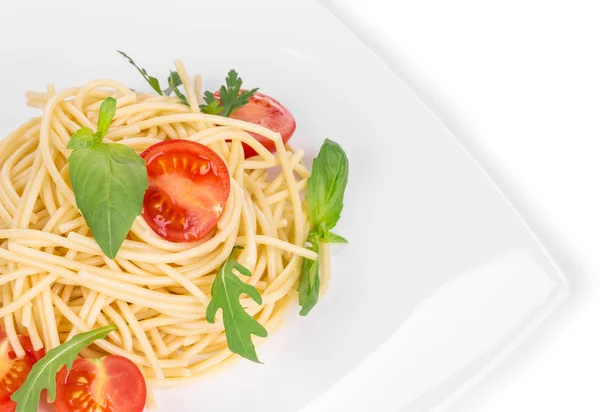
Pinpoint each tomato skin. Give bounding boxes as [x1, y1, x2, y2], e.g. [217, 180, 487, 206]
[0, 332, 46, 411]
[0, 401, 16, 412]
[140, 139, 231, 242]
[215, 91, 296, 157]
[55, 355, 146, 412]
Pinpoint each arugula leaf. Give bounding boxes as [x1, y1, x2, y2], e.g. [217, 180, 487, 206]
[299, 139, 349, 316]
[298, 236, 320, 316]
[200, 70, 258, 117]
[206, 247, 268, 363]
[117, 50, 164, 95]
[67, 98, 148, 259]
[11, 325, 116, 412]
[306, 139, 349, 238]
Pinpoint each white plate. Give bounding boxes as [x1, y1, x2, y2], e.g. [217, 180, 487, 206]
[0, 1, 568, 411]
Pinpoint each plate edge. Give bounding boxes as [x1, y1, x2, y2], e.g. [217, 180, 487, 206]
[317, 1, 570, 411]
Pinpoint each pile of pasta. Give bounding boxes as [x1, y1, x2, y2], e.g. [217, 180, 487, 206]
[0, 61, 327, 386]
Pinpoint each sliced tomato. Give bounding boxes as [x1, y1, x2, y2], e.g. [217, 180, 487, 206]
[0, 331, 46, 411]
[141, 139, 231, 242]
[215, 91, 296, 157]
[55, 355, 146, 412]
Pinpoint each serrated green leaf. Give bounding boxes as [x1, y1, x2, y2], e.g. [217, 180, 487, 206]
[68, 142, 148, 259]
[200, 99, 224, 115]
[200, 92, 224, 115]
[204, 91, 218, 105]
[66, 127, 96, 150]
[117, 50, 164, 95]
[96, 97, 116, 138]
[11, 325, 116, 412]
[228, 87, 258, 116]
[206, 247, 267, 363]
[199, 70, 257, 117]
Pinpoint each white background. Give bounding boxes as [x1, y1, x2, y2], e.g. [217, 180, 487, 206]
[337, 0, 600, 411]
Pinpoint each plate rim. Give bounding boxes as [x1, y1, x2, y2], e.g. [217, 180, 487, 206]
[317, 1, 569, 410]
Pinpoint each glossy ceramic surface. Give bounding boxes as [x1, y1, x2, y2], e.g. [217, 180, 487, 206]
[0, 1, 568, 411]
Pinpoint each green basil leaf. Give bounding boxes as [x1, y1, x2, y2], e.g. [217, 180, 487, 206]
[299, 139, 349, 315]
[96, 97, 117, 139]
[298, 240, 320, 316]
[321, 231, 348, 244]
[307, 138, 349, 233]
[206, 247, 268, 363]
[11, 325, 116, 412]
[66, 127, 96, 150]
[68, 143, 148, 259]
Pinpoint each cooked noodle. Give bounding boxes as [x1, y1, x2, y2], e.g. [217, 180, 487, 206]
[0, 61, 330, 388]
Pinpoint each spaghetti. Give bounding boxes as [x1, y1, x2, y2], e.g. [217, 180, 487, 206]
[0, 61, 330, 387]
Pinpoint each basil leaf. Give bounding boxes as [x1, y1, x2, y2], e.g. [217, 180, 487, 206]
[320, 231, 348, 244]
[68, 143, 148, 259]
[66, 127, 96, 150]
[96, 97, 116, 138]
[298, 240, 320, 316]
[307, 139, 349, 235]
[11, 325, 116, 412]
[206, 247, 268, 363]
[299, 139, 349, 316]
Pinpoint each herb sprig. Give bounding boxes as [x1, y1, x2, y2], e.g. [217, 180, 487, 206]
[299, 139, 349, 315]
[117, 51, 183, 96]
[200, 70, 259, 117]
[67, 97, 148, 259]
[11, 326, 116, 412]
[118, 51, 257, 117]
[206, 247, 268, 363]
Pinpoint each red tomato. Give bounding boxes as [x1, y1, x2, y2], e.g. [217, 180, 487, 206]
[215, 91, 296, 157]
[141, 140, 231, 242]
[0, 331, 46, 411]
[55, 355, 146, 412]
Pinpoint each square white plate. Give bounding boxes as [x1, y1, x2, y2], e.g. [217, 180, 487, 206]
[0, 1, 568, 411]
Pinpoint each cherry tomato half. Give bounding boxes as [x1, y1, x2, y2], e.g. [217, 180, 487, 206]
[0, 331, 45, 411]
[55, 355, 146, 412]
[141, 139, 231, 242]
[216, 91, 296, 158]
